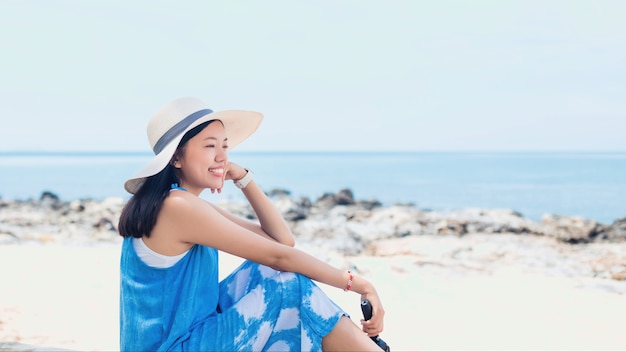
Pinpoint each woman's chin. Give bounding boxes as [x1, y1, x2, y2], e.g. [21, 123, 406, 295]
[208, 181, 224, 191]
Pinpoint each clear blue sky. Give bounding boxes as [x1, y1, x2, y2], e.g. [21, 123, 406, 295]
[1, 0, 625, 152]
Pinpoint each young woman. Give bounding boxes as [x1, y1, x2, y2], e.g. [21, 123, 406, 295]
[118, 97, 385, 351]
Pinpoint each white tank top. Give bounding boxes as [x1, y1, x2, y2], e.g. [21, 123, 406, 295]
[132, 237, 189, 268]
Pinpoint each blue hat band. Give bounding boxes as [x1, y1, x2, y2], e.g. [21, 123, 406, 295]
[152, 108, 213, 154]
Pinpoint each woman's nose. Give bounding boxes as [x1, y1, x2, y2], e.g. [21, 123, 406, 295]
[215, 147, 227, 161]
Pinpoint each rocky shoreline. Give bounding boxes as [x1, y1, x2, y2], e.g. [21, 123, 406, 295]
[1, 188, 625, 286]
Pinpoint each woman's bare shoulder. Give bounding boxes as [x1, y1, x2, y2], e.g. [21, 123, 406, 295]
[164, 190, 211, 209]
[157, 192, 220, 227]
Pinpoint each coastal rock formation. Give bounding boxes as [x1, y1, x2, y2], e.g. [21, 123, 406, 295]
[1, 189, 624, 246]
[0, 194, 122, 244]
[1, 189, 625, 287]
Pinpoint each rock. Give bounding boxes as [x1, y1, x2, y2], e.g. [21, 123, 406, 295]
[314, 189, 356, 208]
[267, 188, 291, 197]
[69, 200, 85, 212]
[94, 217, 115, 231]
[612, 271, 626, 281]
[0, 231, 20, 244]
[603, 218, 626, 242]
[272, 195, 308, 221]
[540, 214, 605, 243]
[335, 189, 356, 205]
[39, 191, 60, 202]
[356, 199, 382, 211]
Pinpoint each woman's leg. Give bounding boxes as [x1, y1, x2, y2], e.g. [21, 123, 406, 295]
[322, 316, 381, 351]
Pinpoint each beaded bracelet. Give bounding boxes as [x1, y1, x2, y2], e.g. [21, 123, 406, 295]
[344, 270, 353, 292]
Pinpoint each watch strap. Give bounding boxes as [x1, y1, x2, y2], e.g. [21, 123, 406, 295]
[234, 169, 254, 189]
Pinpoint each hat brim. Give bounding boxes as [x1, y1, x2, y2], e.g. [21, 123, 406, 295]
[124, 110, 262, 194]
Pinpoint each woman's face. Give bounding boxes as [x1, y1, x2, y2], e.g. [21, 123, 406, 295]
[174, 121, 228, 195]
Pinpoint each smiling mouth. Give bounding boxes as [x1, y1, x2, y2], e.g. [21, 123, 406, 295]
[209, 168, 224, 174]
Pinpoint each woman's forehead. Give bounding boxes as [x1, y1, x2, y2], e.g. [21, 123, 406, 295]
[196, 121, 226, 139]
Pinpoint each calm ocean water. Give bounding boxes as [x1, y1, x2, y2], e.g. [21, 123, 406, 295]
[1, 151, 624, 224]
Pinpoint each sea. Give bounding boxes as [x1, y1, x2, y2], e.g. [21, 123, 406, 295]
[1, 151, 625, 224]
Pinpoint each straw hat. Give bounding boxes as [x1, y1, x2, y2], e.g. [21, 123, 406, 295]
[124, 97, 263, 194]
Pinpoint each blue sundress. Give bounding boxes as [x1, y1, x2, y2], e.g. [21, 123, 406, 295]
[119, 237, 347, 351]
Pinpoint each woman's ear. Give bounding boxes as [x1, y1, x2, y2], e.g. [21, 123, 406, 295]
[170, 157, 181, 169]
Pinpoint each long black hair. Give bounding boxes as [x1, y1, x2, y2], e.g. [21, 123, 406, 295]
[118, 120, 218, 238]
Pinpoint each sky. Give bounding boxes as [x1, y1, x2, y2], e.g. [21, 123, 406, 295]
[1, 0, 625, 152]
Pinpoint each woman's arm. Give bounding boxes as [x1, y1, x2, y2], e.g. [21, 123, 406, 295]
[219, 162, 295, 246]
[162, 192, 384, 335]
[239, 179, 295, 246]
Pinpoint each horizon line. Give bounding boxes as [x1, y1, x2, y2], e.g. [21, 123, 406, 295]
[1, 149, 626, 155]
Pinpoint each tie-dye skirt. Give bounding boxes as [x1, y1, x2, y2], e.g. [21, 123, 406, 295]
[181, 260, 348, 351]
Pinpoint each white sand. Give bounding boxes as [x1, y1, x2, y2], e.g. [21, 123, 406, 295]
[1, 244, 625, 351]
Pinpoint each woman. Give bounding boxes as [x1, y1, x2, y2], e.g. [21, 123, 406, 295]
[118, 97, 385, 351]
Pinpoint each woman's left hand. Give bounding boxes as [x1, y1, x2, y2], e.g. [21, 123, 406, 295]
[210, 162, 247, 194]
[224, 162, 247, 182]
[360, 291, 385, 337]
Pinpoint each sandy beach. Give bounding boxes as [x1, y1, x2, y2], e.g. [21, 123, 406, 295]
[1, 240, 626, 352]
